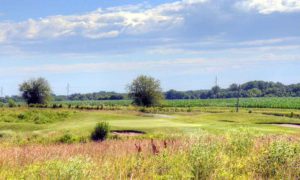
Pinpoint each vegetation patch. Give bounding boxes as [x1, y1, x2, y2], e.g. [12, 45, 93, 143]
[0, 109, 74, 124]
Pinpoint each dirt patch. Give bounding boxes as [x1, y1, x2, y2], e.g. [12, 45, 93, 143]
[139, 113, 176, 119]
[111, 130, 146, 136]
[272, 124, 300, 129]
[153, 114, 175, 119]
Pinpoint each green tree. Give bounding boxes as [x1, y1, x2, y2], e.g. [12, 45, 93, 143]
[128, 75, 163, 106]
[211, 86, 221, 98]
[19, 77, 52, 104]
[247, 88, 262, 97]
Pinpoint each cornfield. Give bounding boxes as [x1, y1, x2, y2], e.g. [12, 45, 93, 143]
[55, 97, 300, 109]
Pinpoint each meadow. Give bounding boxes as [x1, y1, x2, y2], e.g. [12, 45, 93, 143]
[0, 103, 299, 179]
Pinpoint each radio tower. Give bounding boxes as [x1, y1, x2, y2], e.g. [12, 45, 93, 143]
[215, 76, 218, 87]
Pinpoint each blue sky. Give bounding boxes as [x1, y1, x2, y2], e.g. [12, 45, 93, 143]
[0, 0, 300, 95]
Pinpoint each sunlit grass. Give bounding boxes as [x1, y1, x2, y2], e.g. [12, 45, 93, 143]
[0, 107, 299, 178]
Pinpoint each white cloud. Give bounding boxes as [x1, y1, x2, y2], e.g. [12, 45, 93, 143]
[237, 0, 300, 14]
[1, 49, 298, 76]
[0, 0, 208, 43]
[0, 58, 209, 74]
[146, 37, 300, 56]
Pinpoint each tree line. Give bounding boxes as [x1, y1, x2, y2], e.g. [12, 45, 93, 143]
[166, 81, 300, 99]
[1, 78, 300, 106]
[0, 76, 163, 107]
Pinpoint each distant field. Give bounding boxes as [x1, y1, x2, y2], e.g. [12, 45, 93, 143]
[55, 97, 300, 109]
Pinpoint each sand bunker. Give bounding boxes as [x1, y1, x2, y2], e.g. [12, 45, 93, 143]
[111, 130, 145, 136]
[272, 124, 300, 129]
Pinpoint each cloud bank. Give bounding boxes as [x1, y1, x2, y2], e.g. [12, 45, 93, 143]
[0, 0, 208, 43]
[237, 0, 300, 14]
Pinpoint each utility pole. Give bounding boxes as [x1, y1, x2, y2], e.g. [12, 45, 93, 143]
[215, 76, 219, 98]
[66, 83, 70, 100]
[0, 87, 3, 98]
[215, 76, 218, 87]
[236, 84, 241, 112]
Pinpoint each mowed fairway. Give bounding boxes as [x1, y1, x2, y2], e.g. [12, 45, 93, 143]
[0, 107, 299, 179]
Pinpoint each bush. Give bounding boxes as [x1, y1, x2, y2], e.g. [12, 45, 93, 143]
[18, 113, 26, 120]
[58, 133, 76, 144]
[91, 122, 110, 141]
[8, 99, 16, 108]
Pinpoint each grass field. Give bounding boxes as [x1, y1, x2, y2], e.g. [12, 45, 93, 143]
[0, 106, 299, 179]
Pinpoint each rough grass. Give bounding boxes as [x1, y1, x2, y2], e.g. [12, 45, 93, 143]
[0, 107, 299, 178]
[0, 107, 299, 145]
[0, 135, 298, 179]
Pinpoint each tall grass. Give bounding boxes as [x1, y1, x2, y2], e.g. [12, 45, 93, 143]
[0, 134, 298, 179]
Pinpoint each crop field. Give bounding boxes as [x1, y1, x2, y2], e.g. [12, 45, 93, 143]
[54, 97, 300, 109]
[0, 105, 299, 179]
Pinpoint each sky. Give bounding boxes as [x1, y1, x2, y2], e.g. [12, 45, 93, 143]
[0, 0, 300, 95]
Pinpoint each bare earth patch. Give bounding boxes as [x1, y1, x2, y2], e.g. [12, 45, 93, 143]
[273, 124, 300, 129]
[111, 130, 145, 136]
[140, 113, 176, 119]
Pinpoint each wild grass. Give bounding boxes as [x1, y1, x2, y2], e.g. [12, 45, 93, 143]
[0, 134, 298, 179]
[0, 108, 74, 124]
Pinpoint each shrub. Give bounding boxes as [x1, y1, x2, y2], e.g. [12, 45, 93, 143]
[17, 113, 26, 120]
[58, 133, 76, 144]
[91, 122, 110, 141]
[8, 99, 16, 108]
